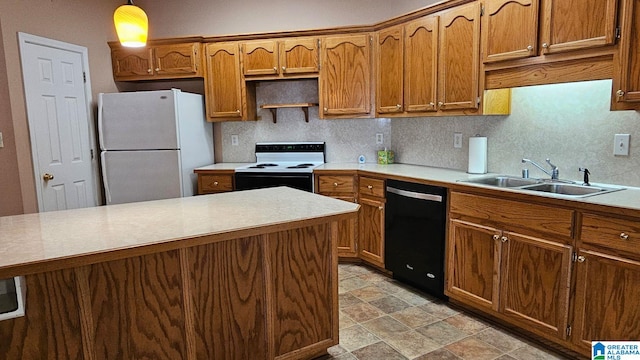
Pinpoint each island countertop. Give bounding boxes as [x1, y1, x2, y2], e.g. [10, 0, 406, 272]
[0, 186, 359, 278]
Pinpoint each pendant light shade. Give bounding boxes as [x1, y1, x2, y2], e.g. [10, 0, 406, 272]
[114, 0, 148, 48]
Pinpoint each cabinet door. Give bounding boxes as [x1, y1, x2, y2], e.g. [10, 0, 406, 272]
[482, 0, 539, 63]
[154, 43, 201, 77]
[320, 34, 372, 117]
[573, 250, 640, 352]
[614, 0, 640, 105]
[280, 38, 319, 75]
[500, 232, 572, 340]
[446, 219, 501, 312]
[335, 196, 358, 258]
[438, 2, 481, 111]
[539, 0, 618, 54]
[404, 15, 439, 113]
[376, 26, 404, 114]
[111, 47, 154, 80]
[241, 40, 279, 76]
[358, 196, 385, 268]
[204, 42, 244, 120]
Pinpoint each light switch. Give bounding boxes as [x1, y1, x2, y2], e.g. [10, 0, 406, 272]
[614, 134, 630, 156]
[231, 134, 239, 146]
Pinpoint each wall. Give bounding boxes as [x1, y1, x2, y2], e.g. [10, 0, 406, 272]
[0, 19, 23, 216]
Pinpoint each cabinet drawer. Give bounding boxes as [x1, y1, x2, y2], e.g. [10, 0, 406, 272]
[449, 192, 574, 238]
[359, 177, 385, 198]
[317, 175, 355, 194]
[581, 213, 640, 256]
[200, 174, 233, 193]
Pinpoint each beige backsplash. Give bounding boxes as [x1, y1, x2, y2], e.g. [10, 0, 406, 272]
[220, 79, 640, 187]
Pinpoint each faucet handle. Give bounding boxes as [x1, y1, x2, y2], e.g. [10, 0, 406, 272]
[545, 158, 557, 169]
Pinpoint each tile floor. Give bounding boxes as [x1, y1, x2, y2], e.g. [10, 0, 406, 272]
[319, 263, 571, 360]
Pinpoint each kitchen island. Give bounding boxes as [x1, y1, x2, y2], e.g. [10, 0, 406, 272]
[0, 187, 358, 360]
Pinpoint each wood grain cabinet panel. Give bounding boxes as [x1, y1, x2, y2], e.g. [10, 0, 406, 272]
[404, 16, 439, 113]
[242, 38, 319, 78]
[438, 2, 481, 111]
[580, 213, 640, 257]
[198, 174, 234, 194]
[280, 38, 320, 75]
[447, 219, 501, 311]
[614, 0, 640, 107]
[0, 270, 83, 360]
[358, 197, 385, 268]
[481, 0, 539, 63]
[572, 250, 640, 352]
[320, 34, 372, 118]
[188, 237, 268, 360]
[111, 47, 154, 79]
[242, 40, 279, 76]
[500, 232, 572, 339]
[540, 0, 618, 54]
[153, 43, 201, 77]
[111, 42, 201, 81]
[316, 173, 358, 259]
[376, 25, 404, 114]
[205, 42, 256, 121]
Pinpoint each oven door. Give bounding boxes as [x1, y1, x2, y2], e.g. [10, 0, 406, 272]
[234, 172, 313, 192]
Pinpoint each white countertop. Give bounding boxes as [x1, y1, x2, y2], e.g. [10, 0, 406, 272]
[194, 163, 251, 171]
[0, 187, 359, 273]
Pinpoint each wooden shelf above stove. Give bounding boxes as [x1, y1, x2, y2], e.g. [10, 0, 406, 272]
[260, 103, 318, 123]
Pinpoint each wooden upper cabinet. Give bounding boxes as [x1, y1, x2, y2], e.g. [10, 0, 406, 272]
[481, 0, 539, 63]
[438, 1, 481, 111]
[376, 26, 404, 114]
[320, 34, 372, 118]
[539, 0, 619, 54]
[204, 42, 245, 121]
[111, 42, 202, 81]
[242, 40, 279, 76]
[280, 38, 320, 75]
[614, 0, 640, 107]
[405, 15, 439, 113]
[241, 38, 319, 78]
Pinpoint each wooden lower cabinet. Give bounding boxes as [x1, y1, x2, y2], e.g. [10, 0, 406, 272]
[358, 196, 385, 268]
[315, 173, 358, 259]
[196, 173, 234, 194]
[572, 250, 640, 352]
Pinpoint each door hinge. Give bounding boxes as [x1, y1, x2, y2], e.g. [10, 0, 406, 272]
[615, 26, 621, 39]
[481, 5, 485, 16]
[477, 96, 481, 105]
[83, 72, 86, 83]
[566, 325, 572, 337]
[571, 252, 578, 262]
[90, 149, 94, 160]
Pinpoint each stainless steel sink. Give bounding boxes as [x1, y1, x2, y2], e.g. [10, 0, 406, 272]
[461, 175, 624, 198]
[520, 183, 622, 197]
[462, 175, 541, 188]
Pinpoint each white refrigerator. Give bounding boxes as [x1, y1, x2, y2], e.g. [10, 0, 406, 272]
[98, 89, 214, 205]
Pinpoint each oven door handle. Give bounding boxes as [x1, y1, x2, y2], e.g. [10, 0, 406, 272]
[386, 186, 443, 202]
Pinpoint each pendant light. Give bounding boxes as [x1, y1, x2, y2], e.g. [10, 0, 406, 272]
[113, 0, 148, 48]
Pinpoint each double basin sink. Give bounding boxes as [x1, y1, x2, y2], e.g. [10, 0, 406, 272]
[462, 175, 624, 198]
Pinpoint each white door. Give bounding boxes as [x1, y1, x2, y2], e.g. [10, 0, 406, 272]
[19, 33, 97, 212]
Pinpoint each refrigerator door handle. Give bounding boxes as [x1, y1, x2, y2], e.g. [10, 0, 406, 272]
[100, 152, 112, 204]
[98, 94, 105, 150]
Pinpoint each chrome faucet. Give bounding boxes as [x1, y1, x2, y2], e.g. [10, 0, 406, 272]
[522, 158, 559, 180]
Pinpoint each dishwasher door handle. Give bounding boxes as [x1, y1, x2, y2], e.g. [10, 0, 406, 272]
[386, 186, 443, 202]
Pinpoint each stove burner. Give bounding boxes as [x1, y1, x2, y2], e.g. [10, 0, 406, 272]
[287, 163, 314, 169]
[249, 163, 279, 169]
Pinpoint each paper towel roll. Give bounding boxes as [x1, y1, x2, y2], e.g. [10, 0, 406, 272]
[468, 136, 488, 174]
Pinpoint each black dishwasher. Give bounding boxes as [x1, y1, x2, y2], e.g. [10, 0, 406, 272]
[385, 179, 448, 300]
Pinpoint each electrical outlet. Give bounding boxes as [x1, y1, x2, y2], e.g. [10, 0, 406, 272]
[614, 134, 630, 156]
[454, 133, 463, 148]
[376, 133, 384, 145]
[231, 134, 239, 146]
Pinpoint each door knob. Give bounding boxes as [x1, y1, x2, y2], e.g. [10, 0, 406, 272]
[43, 173, 54, 181]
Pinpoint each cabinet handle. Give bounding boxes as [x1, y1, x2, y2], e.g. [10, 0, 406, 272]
[155, 68, 160, 72]
[236, 109, 241, 113]
[333, 182, 338, 187]
[620, 232, 630, 240]
[501, 236, 508, 243]
[617, 90, 625, 98]
[492, 234, 500, 241]
[396, 104, 402, 108]
[147, 69, 152, 73]
[213, 181, 219, 186]
[323, 107, 328, 113]
[438, 101, 444, 107]
[577, 255, 586, 263]
[526, 45, 533, 51]
[429, 102, 435, 108]
[273, 66, 278, 71]
[378, 206, 384, 211]
[542, 42, 549, 48]
[282, 66, 286, 71]
[367, 185, 373, 189]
